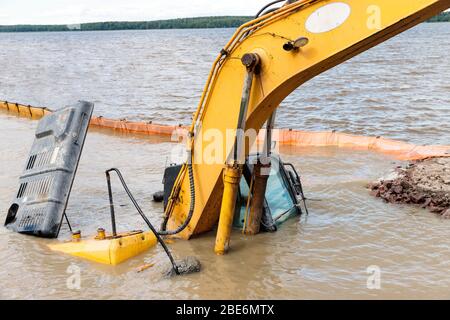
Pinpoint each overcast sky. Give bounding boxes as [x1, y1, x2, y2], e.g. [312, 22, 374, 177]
[0, 0, 273, 25]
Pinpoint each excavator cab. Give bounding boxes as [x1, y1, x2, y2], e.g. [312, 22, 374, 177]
[160, 153, 307, 234]
[233, 154, 304, 232]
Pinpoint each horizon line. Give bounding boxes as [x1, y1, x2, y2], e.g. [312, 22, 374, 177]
[0, 15, 253, 27]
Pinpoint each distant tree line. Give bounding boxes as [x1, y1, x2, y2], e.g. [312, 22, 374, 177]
[82, 16, 253, 31]
[0, 12, 449, 33]
[428, 11, 450, 22]
[0, 16, 253, 33]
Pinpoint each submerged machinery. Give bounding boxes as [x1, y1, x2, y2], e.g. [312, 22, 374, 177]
[156, 0, 450, 255]
[4, 0, 450, 270]
[5, 101, 94, 238]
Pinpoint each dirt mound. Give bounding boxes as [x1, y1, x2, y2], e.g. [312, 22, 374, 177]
[369, 157, 450, 216]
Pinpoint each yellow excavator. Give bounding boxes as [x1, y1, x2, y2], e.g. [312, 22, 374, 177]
[159, 0, 450, 256]
[5, 0, 450, 273]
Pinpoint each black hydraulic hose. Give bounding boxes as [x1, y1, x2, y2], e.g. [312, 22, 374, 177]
[158, 160, 195, 236]
[105, 168, 180, 275]
[255, 0, 287, 18]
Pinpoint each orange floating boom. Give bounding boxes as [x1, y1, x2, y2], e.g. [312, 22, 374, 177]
[1, 100, 449, 161]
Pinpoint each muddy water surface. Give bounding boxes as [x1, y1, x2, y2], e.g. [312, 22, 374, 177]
[1, 114, 450, 299]
[0, 23, 449, 144]
[0, 22, 449, 299]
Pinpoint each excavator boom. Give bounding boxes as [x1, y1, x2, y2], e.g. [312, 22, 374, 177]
[165, 0, 450, 240]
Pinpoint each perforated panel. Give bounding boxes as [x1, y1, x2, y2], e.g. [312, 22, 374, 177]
[5, 101, 94, 238]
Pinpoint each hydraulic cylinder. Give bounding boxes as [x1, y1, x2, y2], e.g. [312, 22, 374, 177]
[214, 165, 242, 255]
[245, 162, 271, 235]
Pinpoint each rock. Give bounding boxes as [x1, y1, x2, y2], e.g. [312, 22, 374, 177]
[152, 191, 164, 202]
[401, 181, 412, 189]
[442, 209, 450, 219]
[393, 185, 403, 194]
[422, 198, 432, 208]
[411, 193, 424, 204]
[165, 256, 201, 277]
[369, 157, 450, 216]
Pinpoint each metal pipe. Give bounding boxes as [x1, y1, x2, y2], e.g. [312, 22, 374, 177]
[106, 171, 118, 237]
[262, 111, 277, 165]
[232, 53, 260, 165]
[64, 213, 73, 233]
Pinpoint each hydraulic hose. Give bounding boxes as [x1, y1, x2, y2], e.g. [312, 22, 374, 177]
[255, 0, 287, 18]
[105, 168, 180, 275]
[158, 159, 195, 236]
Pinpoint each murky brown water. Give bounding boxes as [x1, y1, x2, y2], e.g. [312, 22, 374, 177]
[0, 23, 449, 299]
[1, 114, 450, 299]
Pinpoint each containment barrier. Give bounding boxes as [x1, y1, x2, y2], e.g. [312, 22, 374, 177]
[0, 100, 52, 119]
[1, 100, 449, 161]
[271, 129, 450, 161]
[90, 116, 182, 136]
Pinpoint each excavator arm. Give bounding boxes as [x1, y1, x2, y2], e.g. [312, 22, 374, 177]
[164, 0, 450, 244]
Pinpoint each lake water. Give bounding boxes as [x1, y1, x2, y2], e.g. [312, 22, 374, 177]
[0, 23, 449, 299]
[1, 24, 449, 144]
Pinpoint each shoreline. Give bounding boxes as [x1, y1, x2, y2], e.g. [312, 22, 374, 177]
[1, 16, 449, 33]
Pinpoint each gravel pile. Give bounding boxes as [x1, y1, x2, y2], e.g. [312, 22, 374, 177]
[369, 157, 450, 217]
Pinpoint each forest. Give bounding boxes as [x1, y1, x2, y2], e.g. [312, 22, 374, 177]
[0, 13, 449, 33]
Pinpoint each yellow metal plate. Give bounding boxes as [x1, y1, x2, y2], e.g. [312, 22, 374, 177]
[48, 231, 158, 265]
